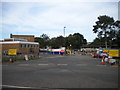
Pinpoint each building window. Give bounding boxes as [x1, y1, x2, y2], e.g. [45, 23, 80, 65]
[21, 44, 23, 48]
[24, 44, 26, 48]
[21, 44, 26, 48]
[34, 45, 35, 48]
[36, 45, 38, 48]
[28, 45, 29, 48]
[21, 44, 22, 48]
[26, 44, 28, 48]
[32, 45, 34, 48]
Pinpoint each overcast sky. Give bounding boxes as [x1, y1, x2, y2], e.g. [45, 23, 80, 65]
[0, 0, 119, 42]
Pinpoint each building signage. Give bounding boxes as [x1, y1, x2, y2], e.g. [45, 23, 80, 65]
[8, 49, 17, 55]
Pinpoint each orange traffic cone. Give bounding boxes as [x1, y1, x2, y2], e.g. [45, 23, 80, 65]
[100, 58, 105, 65]
[118, 64, 120, 67]
[9, 58, 13, 63]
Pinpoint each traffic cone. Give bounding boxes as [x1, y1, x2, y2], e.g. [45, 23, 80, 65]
[9, 58, 13, 63]
[100, 58, 105, 65]
[118, 64, 120, 67]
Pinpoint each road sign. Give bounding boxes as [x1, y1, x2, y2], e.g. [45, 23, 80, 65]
[8, 49, 17, 55]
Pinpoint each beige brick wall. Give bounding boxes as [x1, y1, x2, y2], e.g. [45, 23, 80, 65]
[1, 43, 39, 55]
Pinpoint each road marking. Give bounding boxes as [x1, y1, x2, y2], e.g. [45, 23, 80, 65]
[56, 56, 64, 57]
[38, 64, 48, 66]
[46, 57, 56, 58]
[57, 64, 68, 66]
[18, 64, 29, 66]
[1, 65, 8, 66]
[46, 56, 64, 58]
[96, 65, 106, 66]
[76, 64, 87, 66]
[1, 85, 33, 89]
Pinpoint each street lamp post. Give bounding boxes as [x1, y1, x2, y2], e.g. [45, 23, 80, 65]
[63, 26, 66, 55]
[70, 44, 72, 49]
[64, 26, 66, 37]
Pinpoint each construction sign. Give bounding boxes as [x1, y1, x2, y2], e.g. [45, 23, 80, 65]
[8, 49, 17, 55]
[103, 49, 109, 53]
[109, 50, 119, 57]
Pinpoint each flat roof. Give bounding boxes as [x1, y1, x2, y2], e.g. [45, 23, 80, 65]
[11, 35, 34, 37]
[0, 41, 39, 45]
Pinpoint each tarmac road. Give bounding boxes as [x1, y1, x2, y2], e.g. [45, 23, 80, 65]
[2, 55, 119, 89]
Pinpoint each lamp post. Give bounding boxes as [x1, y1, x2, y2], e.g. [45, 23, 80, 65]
[70, 44, 72, 49]
[63, 26, 66, 55]
[64, 26, 66, 37]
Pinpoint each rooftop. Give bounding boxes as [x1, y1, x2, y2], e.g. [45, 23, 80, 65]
[0, 41, 39, 44]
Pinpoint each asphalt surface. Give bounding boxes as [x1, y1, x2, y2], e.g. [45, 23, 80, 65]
[2, 55, 119, 89]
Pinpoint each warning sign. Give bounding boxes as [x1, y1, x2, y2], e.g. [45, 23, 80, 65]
[8, 49, 17, 55]
[109, 50, 119, 57]
[103, 49, 109, 53]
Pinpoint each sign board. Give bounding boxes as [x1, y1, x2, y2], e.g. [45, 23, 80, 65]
[103, 49, 109, 53]
[109, 50, 119, 57]
[8, 49, 17, 55]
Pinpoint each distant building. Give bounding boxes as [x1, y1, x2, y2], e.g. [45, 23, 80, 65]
[0, 34, 39, 55]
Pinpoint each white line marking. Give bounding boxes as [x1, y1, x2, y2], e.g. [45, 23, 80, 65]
[96, 65, 106, 66]
[1, 65, 8, 66]
[18, 64, 29, 66]
[46, 57, 55, 58]
[76, 64, 87, 66]
[57, 64, 68, 66]
[1, 85, 33, 89]
[47, 57, 53, 58]
[38, 64, 48, 65]
[55, 56, 64, 57]
[46, 56, 64, 58]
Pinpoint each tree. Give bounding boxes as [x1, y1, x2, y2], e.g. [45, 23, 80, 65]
[93, 15, 114, 48]
[92, 19, 120, 48]
[111, 20, 120, 48]
[49, 36, 65, 48]
[40, 34, 50, 43]
[35, 33, 87, 49]
[66, 33, 87, 49]
[35, 34, 50, 48]
[89, 37, 106, 48]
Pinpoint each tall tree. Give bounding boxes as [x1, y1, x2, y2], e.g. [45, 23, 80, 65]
[35, 33, 87, 49]
[66, 33, 87, 49]
[93, 15, 114, 48]
[35, 34, 50, 48]
[111, 20, 120, 48]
